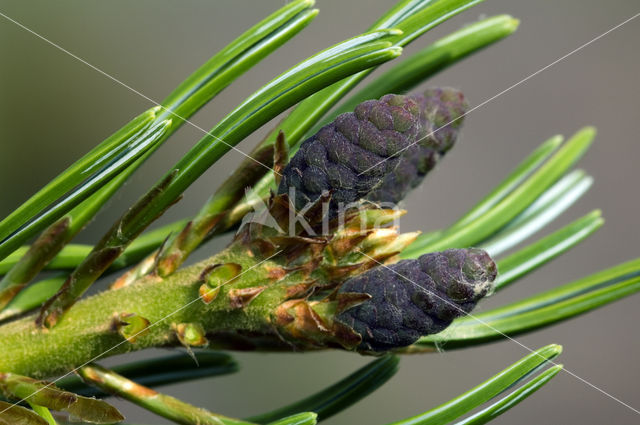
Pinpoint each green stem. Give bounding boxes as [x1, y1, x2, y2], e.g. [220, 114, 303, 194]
[0, 212, 412, 378]
[0, 242, 296, 378]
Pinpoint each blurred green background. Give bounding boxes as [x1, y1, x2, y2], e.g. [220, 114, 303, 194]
[1, 1, 639, 424]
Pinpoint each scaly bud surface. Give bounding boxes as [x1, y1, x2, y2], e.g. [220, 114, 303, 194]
[277, 93, 425, 215]
[336, 248, 496, 351]
[367, 87, 468, 203]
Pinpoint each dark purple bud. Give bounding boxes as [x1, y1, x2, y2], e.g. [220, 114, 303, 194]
[367, 87, 468, 204]
[277, 94, 426, 216]
[336, 248, 496, 352]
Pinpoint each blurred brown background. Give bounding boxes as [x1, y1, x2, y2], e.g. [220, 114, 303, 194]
[1, 1, 639, 424]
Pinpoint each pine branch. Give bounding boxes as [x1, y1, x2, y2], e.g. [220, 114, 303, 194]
[0, 211, 490, 377]
[36, 31, 402, 328]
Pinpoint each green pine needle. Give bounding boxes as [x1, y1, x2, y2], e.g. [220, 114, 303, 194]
[248, 356, 399, 423]
[402, 127, 595, 258]
[387, 345, 562, 424]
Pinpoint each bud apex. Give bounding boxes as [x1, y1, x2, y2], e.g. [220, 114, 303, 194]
[336, 248, 496, 351]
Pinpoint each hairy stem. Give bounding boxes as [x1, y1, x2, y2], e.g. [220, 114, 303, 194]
[0, 246, 267, 378]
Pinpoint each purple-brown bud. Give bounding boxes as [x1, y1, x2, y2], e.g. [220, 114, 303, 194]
[367, 87, 468, 203]
[336, 248, 496, 352]
[277, 94, 425, 216]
